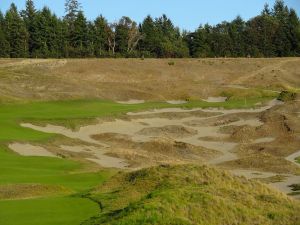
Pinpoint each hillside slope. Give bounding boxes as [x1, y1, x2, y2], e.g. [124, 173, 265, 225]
[83, 164, 300, 225]
[0, 58, 299, 102]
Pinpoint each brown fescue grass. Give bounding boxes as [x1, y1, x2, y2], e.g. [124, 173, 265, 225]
[0, 58, 299, 102]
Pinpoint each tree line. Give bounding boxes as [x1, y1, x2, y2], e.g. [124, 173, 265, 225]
[0, 0, 299, 58]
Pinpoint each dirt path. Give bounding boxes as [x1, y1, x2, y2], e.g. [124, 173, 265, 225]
[233, 58, 300, 84]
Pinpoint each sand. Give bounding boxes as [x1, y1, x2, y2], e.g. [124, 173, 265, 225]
[203, 97, 227, 103]
[9, 143, 57, 157]
[116, 100, 145, 104]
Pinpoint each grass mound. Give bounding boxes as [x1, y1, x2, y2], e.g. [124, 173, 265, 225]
[84, 164, 300, 225]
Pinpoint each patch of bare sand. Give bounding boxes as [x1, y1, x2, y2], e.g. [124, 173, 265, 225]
[9, 143, 57, 157]
[91, 135, 220, 168]
[203, 97, 227, 102]
[116, 99, 145, 104]
[60, 145, 128, 169]
[128, 99, 283, 116]
[229, 169, 300, 197]
[129, 110, 221, 120]
[166, 100, 188, 104]
[253, 137, 276, 144]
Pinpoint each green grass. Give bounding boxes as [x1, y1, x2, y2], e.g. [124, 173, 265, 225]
[0, 145, 112, 225]
[0, 196, 99, 225]
[0, 147, 111, 191]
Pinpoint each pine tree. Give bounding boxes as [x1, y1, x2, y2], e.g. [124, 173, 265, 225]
[72, 11, 88, 57]
[94, 15, 109, 57]
[5, 4, 29, 57]
[288, 9, 300, 55]
[0, 0, 299, 59]
[64, 0, 81, 56]
[140, 15, 158, 56]
[229, 16, 246, 57]
[271, 0, 290, 56]
[115, 17, 131, 55]
[22, 0, 36, 56]
[0, 11, 10, 57]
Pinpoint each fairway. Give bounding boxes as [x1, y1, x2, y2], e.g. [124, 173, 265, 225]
[0, 197, 99, 225]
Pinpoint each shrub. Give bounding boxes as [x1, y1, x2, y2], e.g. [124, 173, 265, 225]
[277, 91, 297, 102]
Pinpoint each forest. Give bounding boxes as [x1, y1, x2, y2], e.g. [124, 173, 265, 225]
[0, 0, 299, 58]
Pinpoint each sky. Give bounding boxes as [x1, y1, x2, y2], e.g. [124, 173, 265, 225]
[1, 0, 300, 31]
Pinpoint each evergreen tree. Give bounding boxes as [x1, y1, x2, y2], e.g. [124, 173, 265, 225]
[94, 15, 109, 57]
[229, 16, 246, 57]
[188, 24, 212, 57]
[0, 11, 10, 57]
[22, 0, 36, 56]
[0, 0, 299, 58]
[115, 17, 131, 55]
[287, 9, 300, 55]
[72, 11, 88, 57]
[5, 4, 29, 57]
[64, 0, 81, 56]
[140, 15, 160, 57]
[273, 0, 291, 56]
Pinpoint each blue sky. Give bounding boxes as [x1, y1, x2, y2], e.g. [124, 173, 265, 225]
[1, 0, 299, 31]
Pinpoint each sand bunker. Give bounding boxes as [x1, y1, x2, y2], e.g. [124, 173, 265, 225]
[20, 99, 290, 172]
[166, 100, 188, 104]
[203, 97, 227, 102]
[19, 98, 300, 197]
[9, 143, 57, 157]
[117, 99, 145, 104]
[128, 99, 282, 116]
[60, 145, 128, 169]
[21, 100, 278, 165]
[253, 137, 276, 144]
[232, 169, 300, 197]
